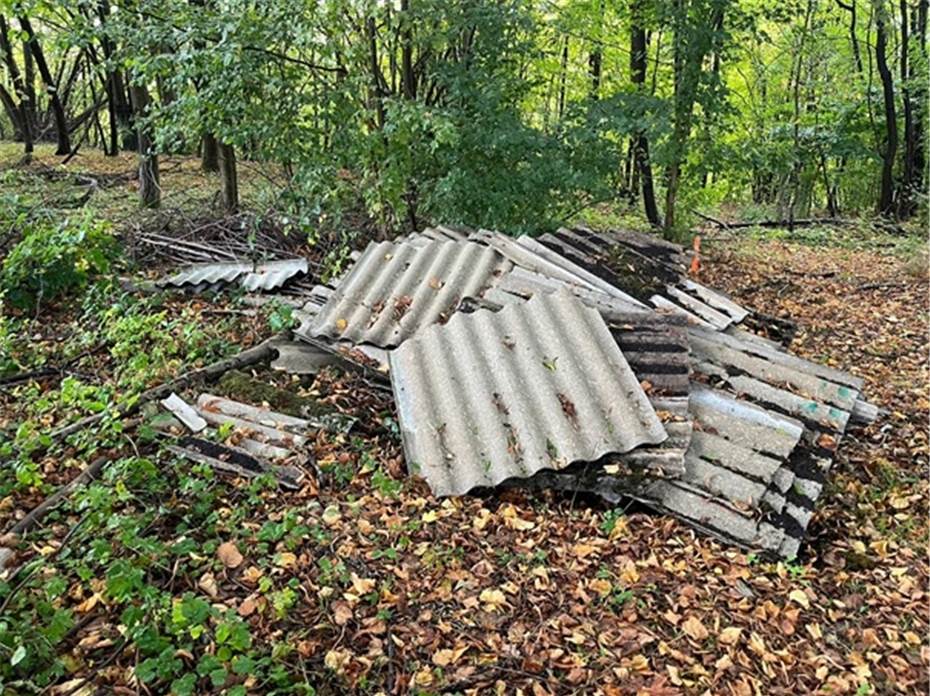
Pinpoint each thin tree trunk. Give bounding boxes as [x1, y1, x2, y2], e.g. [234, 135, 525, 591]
[787, 0, 813, 230]
[400, 0, 415, 100]
[19, 16, 70, 155]
[898, 0, 916, 217]
[218, 141, 238, 214]
[874, 0, 897, 216]
[22, 36, 36, 137]
[0, 15, 32, 158]
[0, 83, 21, 138]
[202, 133, 219, 172]
[836, 0, 864, 73]
[129, 84, 160, 208]
[557, 37, 568, 121]
[589, 0, 604, 99]
[913, 0, 928, 195]
[630, 5, 660, 226]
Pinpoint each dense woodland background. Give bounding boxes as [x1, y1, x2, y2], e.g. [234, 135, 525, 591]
[0, 0, 926, 237]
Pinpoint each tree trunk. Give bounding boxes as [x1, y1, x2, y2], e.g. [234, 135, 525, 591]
[874, 0, 897, 216]
[630, 2, 660, 226]
[913, 0, 928, 196]
[400, 0, 415, 100]
[0, 83, 21, 138]
[19, 16, 71, 155]
[129, 84, 160, 208]
[588, 0, 604, 99]
[0, 16, 32, 158]
[898, 0, 916, 217]
[557, 37, 568, 121]
[218, 141, 239, 214]
[836, 0, 864, 74]
[202, 132, 219, 172]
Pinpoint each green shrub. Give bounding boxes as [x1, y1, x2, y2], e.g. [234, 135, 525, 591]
[1, 213, 119, 311]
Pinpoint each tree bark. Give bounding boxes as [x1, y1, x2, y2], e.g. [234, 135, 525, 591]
[129, 83, 160, 208]
[218, 141, 238, 214]
[898, 0, 916, 217]
[19, 16, 71, 155]
[202, 132, 219, 171]
[913, 0, 928, 196]
[557, 37, 568, 121]
[874, 0, 897, 216]
[400, 0, 415, 100]
[0, 15, 32, 158]
[836, 0, 864, 74]
[588, 0, 604, 99]
[630, 5, 661, 227]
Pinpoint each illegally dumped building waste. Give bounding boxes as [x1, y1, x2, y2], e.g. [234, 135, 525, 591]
[157, 392, 355, 490]
[157, 258, 309, 292]
[161, 224, 876, 558]
[390, 290, 670, 496]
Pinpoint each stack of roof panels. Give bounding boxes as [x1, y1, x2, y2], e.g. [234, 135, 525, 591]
[292, 226, 874, 559]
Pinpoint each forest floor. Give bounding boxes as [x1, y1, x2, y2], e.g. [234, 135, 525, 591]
[0, 145, 927, 695]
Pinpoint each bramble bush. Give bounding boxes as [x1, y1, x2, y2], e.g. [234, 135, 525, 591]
[1, 213, 119, 311]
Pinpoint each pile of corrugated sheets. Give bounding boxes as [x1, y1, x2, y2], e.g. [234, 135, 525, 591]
[290, 225, 875, 559]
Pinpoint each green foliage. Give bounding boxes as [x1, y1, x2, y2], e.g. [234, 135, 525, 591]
[0, 213, 118, 311]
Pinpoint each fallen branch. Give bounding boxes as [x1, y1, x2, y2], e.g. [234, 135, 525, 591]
[49, 336, 281, 442]
[697, 215, 858, 230]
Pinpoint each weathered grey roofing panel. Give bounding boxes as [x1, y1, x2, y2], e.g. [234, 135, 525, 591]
[681, 279, 750, 323]
[538, 228, 735, 329]
[688, 326, 861, 411]
[159, 259, 308, 291]
[419, 225, 472, 242]
[389, 290, 668, 496]
[305, 239, 512, 348]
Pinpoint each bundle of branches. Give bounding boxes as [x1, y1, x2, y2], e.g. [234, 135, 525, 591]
[125, 209, 327, 272]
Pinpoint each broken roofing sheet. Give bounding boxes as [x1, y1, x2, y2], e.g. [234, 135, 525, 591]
[156, 392, 354, 489]
[537, 384, 809, 556]
[303, 239, 512, 348]
[389, 290, 668, 497]
[274, 224, 872, 557]
[158, 258, 309, 292]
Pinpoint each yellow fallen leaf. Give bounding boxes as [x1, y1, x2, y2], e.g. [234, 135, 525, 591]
[718, 626, 742, 645]
[681, 615, 709, 641]
[335, 318, 348, 332]
[432, 646, 467, 667]
[479, 588, 507, 612]
[573, 542, 597, 559]
[351, 573, 376, 595]
[421, 510, 439, 523]
[788, 588, 810, 610]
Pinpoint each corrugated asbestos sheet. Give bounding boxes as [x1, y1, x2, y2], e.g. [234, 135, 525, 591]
[262, 224, 874, 558]
[158, 258, 308, 291]
[608, 313, 692, 474]
[389, 290, 668, 496]
[536, 385, 807, 554]
[439, 225, 872, 556]
[304, 239, 512, 348]
[537, 228, 745, 329]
